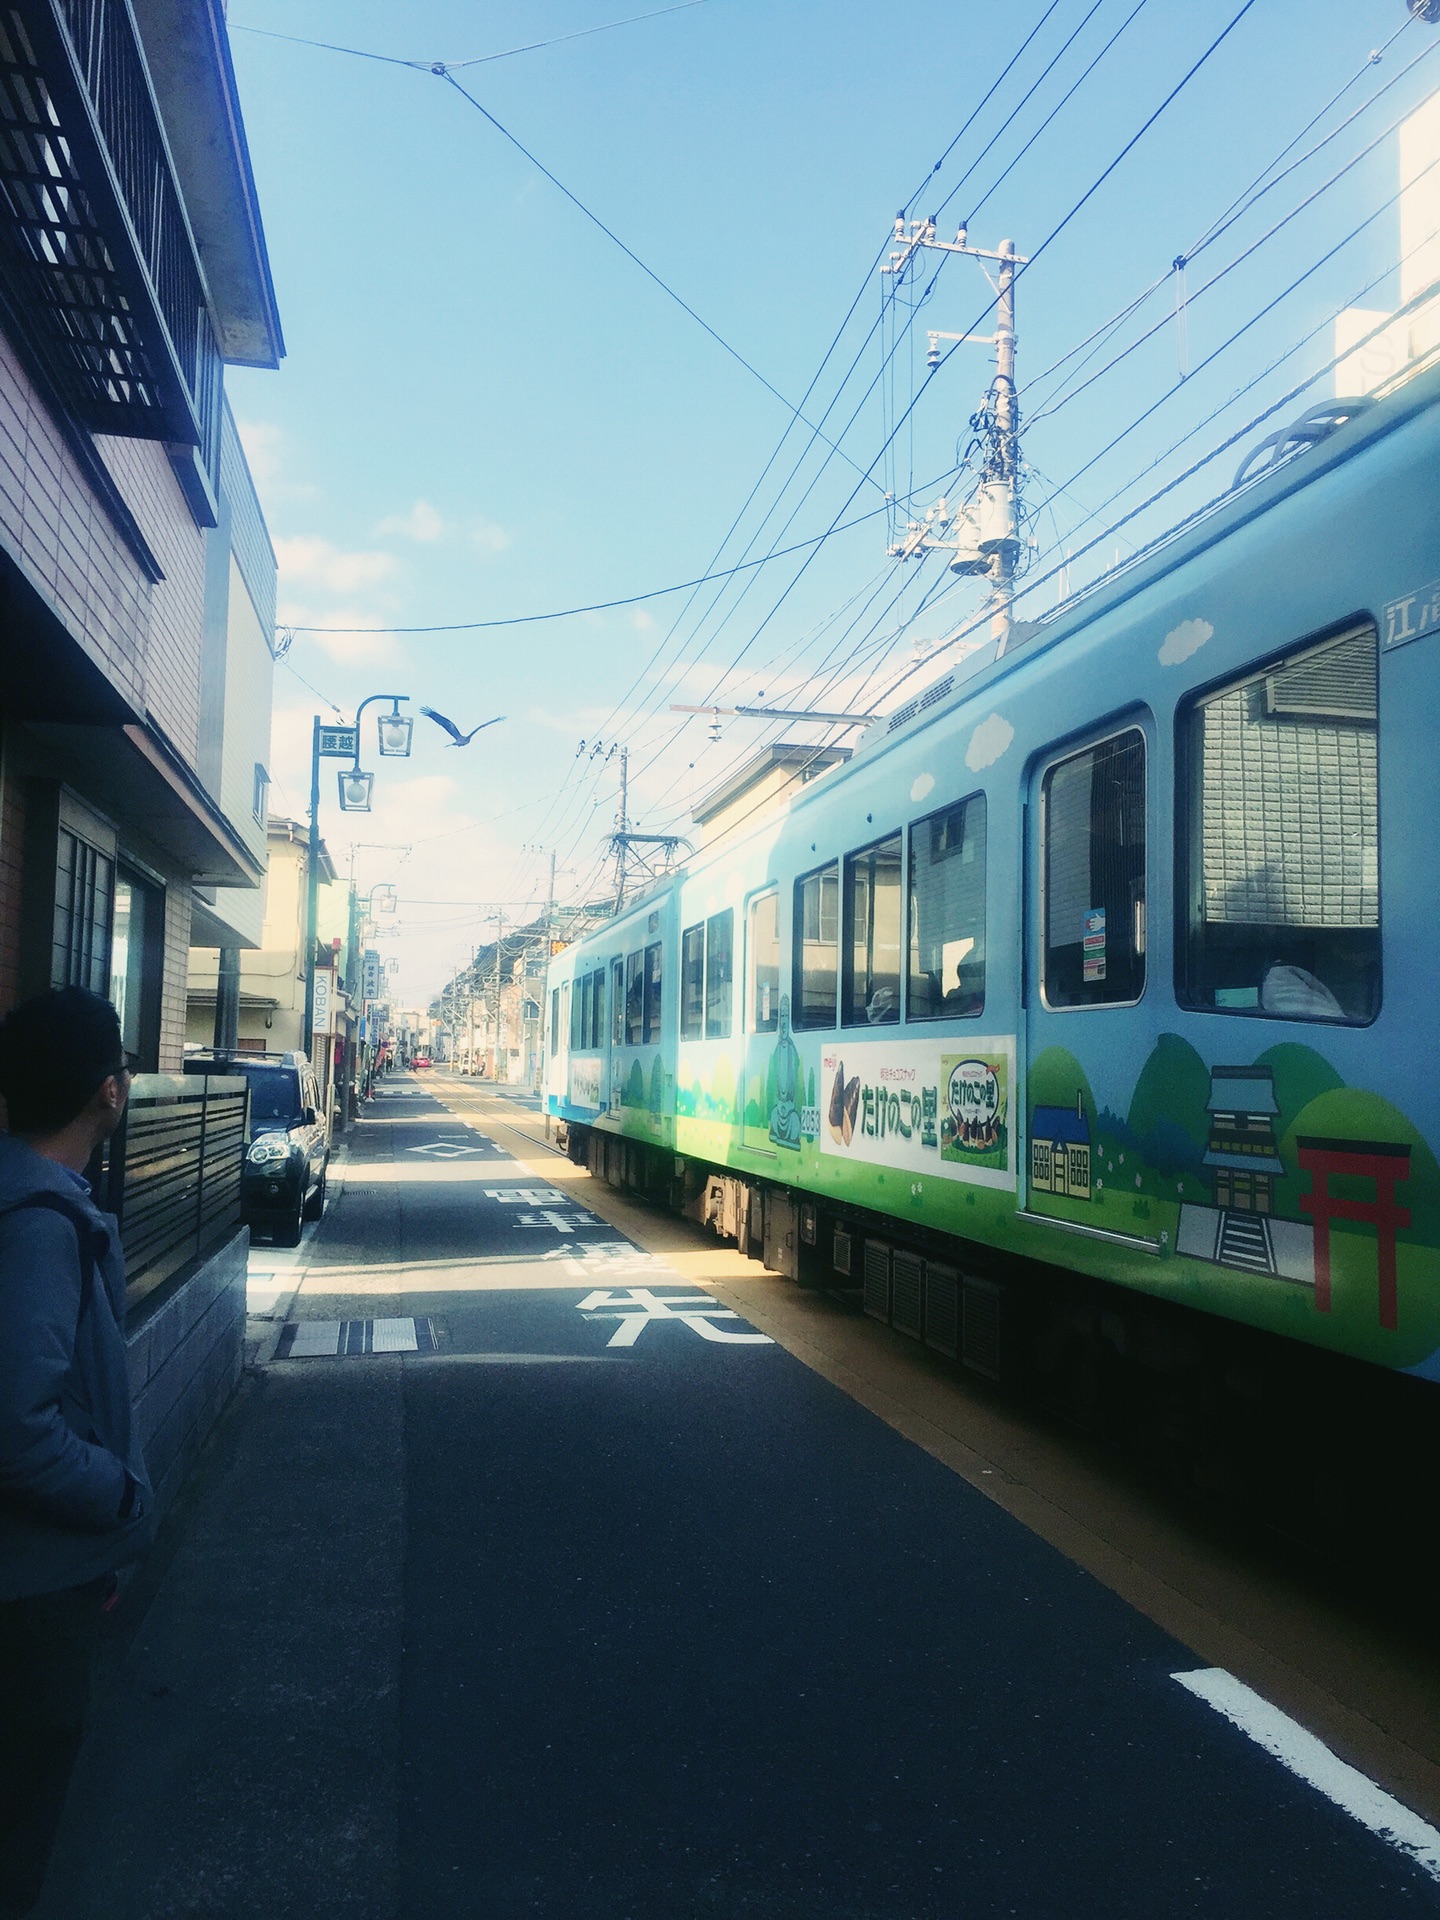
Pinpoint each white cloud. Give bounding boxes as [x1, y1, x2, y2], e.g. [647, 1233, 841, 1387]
[232, 419, 320, 507]
[470, 518, 511, 554]
[1158, 617, 1213, 667]
[275, 536, 399, 596]
[965, 712, 1014, 772]
[910, 772, 935, 804]
[375, 499, 447, 543]
[632, 609, 655, 633]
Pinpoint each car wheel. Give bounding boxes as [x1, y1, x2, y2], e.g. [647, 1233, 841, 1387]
[303, 1164, 328, 1221]
[275, 1187, 305, 1247]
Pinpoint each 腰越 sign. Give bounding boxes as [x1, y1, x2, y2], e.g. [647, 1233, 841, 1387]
[318, 725, 359, 758]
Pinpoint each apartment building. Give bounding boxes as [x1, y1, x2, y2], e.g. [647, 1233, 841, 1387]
[0, 0, 282, 1058]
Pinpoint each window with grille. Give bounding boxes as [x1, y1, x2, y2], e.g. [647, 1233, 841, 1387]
[53, 828, 115, 995]
[1180, 624, 1379, 1023]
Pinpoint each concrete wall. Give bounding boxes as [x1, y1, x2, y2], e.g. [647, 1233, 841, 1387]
[127, 1226, 249, 1517]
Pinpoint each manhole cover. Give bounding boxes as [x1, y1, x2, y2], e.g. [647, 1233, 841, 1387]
[278, 1317, 437, 1359]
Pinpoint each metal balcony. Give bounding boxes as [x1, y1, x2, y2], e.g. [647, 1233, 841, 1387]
[0, 0, 221, 462]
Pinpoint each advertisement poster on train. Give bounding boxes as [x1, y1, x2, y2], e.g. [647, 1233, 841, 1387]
[818, 1038, 1015, 1190]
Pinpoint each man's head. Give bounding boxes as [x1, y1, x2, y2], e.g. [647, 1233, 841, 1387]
[0, 988, 130, 1145]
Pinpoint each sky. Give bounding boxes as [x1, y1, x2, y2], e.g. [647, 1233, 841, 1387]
[222, 0, 1440, 1005]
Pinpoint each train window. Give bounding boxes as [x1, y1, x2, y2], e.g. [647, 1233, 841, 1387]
[550, 988, 559, 1053]
[569, 976, 581, 1047]
[748, 890, 779, 1033]
[1180, 624, 1379, 1024]
[589, 970, 606, 1048]
[560, 981, 571, 1050]
[793, 862, 839, 1029]
[1043, 729, 1146, 1009]
[644, 942, 663, 1043]
[842, 834, 901, 1026]
[681, 925, 704, 1040]
[705, 909, 733, 1039]
[612, 958, 625, 1046]
[625, 951, 643, 1046]
[908, 793, 986, 1020]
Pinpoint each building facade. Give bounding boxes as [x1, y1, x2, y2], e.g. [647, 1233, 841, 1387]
[0, 0, 282, 1063]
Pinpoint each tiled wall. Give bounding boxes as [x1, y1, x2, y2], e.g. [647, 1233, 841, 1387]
[127, 1227, 248, 1516]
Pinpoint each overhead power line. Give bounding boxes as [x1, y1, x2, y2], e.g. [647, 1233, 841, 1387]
[231, 3, 712, 72]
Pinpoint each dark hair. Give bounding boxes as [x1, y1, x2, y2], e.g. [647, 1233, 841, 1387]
[0, 988, 125, 1134]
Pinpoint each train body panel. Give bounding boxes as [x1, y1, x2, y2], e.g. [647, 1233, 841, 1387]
[548, 364, 1440, 1380]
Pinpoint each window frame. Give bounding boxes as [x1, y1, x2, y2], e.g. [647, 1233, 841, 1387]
[1038, 722, 1149, 1014]
[841, 830, 902, 1028]
[792, 859, 840, 1031]
[643, 941, 663, 1044]
[906, 790, 988, 1023]
[680, 923, 705, 1041]
[704, 908, 734, 1040]
[1174, 622, 1381, 1028]
[612, 957, 625, 1046]
[746, 887, 780, 1034]
[624, 951, 644, 1047]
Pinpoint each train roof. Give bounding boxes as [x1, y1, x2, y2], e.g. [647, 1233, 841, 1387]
[853, 356, 1440, 765]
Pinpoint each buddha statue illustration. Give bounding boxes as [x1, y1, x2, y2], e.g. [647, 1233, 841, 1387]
[768, 994, 802, 1149]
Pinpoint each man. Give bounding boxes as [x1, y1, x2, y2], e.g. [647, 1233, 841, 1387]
[0, 988, 154, 1919]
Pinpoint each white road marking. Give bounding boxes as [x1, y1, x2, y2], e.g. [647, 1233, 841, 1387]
[371, 1316, 419, 1353]
[485, 1186, 569, 1205]
[288, 1321, 342, 1357]
[1172, 1669, 1440, 1881]
[577, 1286, 773, 1348]
[407, 1141, 481, 1158]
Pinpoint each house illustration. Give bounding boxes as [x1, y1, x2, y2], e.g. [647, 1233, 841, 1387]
[1030, 1093, 1091, 1200]
[1177, 1064, 1313, 1281]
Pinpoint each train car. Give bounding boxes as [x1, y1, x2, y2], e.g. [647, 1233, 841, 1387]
[547, 359, 1440, 1429]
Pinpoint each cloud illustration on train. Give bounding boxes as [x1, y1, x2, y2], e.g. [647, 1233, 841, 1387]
[965, 712, 1014, 771]
[1157, 617, 1213, 666]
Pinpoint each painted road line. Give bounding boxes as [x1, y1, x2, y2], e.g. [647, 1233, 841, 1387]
[1172, 1669, 1440, 1880]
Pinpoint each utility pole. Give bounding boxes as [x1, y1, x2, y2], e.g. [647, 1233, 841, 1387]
[492, 912, 505, 1080]
[884, 222, 1027, 656]
[613, 749, 629, 910]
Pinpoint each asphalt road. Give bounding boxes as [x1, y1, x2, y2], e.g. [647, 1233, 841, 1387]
[37, 1076, 1440, 1919]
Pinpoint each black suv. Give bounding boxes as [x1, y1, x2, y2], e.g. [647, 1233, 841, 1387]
[184, 1051, 329, 1245]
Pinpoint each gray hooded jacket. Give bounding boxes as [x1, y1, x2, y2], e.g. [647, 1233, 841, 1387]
[0, 1132, 154, 1600]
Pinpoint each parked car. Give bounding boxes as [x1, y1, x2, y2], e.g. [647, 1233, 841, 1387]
[412, 1054, 432, 1069]
[184, 1051, 329, 1245]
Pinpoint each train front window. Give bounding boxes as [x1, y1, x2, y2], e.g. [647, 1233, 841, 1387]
[1180, 624, 1379, 1024]
[644, 943, 663, 1043]
[550, 988, 559, 1053]
[612, 958, 625, 1045]
[625, 952, 643, 1046]
[793, 862, 839, 1029]
[908, 793, 986, 1020]
[1043, 729, 1147, 1009]
[842, 834, 901, 1026]
[681, 925, 704, 1040]
[705, 909, 733, 1040]
[748, 890, 779, 1033]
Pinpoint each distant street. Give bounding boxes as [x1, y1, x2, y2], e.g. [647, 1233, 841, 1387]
[37, 1075, 1440, 1918]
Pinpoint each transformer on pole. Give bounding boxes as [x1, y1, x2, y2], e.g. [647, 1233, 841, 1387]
[884, 221, 1027, 655]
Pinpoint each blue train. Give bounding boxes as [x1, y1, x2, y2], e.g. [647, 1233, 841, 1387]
[547, 357, 1439, 1425]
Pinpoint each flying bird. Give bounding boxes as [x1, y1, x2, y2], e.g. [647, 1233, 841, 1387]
[420, 707, 505, 747]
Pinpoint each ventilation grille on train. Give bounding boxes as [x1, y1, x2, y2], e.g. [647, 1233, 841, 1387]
[886, 674, 955, 734]
[890, 1250, 923, 1339]
[923, 1261, 959, 1359]
[863, 1241, 891, 1322]
[962, 1276, 1004, 1380]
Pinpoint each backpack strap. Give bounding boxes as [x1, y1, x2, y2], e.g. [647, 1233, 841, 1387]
[0, 1193, 99, 1319]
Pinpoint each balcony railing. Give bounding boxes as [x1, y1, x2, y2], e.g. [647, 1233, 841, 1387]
[0, 0, 221, 467]
[102, 1072, 248, 1310]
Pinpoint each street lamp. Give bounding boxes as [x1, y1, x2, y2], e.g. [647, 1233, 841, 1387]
[303, 692, 411, 1058]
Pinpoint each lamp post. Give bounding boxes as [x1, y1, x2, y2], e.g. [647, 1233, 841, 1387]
[303, 694, 412, 1063]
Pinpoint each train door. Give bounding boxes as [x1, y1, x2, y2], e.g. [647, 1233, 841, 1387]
[606, 956, 623, 1117]
[1024, 717, 1151, 1223]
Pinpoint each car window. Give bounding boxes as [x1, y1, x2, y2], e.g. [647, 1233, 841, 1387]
[247, 1071, 302, 1126]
